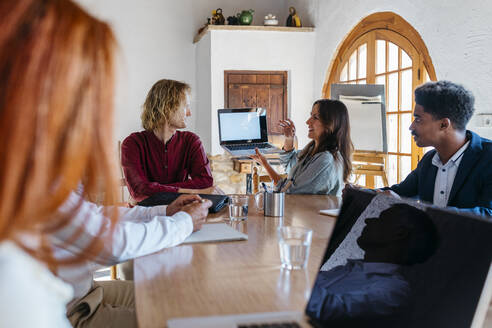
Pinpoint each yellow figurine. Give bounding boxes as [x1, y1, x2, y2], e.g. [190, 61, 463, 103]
[286, 6, 302, 27]
[211, 8, 225, 25]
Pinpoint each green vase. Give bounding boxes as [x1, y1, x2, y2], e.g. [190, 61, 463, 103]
[238, 9, 254, 25]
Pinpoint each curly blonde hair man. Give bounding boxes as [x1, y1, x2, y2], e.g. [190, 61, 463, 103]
[141, 79, 190, 131]
[122, 78, 213, 201]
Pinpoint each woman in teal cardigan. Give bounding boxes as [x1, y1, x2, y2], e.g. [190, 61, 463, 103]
[251, 99, 353, 195]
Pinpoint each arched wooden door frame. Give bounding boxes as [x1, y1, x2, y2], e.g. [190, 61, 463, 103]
[323, 12, 436, 97]
[323, 12, 437, 181]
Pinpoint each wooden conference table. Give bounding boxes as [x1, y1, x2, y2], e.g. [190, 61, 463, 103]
[134, 194, 341, 328]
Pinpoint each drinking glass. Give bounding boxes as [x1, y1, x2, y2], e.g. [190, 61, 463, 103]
[228, 194, 249, 221]
[277, 226, 313, 270]
[254, 191, 264, 212]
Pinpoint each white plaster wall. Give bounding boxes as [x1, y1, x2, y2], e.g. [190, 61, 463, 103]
[68, 1, 492, 151]
[206, 30, 316, 155]
[284, 0, 317, 27]
[75, 0, 291, 145]
[195, 33, 212, 152]
[75, 0, 196, 143]
[305, 0, 492, 135]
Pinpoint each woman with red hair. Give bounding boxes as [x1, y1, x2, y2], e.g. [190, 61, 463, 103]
[0, 0, 119, 326]
[0, 2, 211, 327]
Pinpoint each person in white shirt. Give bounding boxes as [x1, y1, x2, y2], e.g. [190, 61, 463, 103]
[0, 241, 74, 328]
[0, 0, 117, 327]
[56, 190, 210, 327]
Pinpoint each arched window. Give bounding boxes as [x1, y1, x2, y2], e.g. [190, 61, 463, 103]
[323, 12, 436, 186]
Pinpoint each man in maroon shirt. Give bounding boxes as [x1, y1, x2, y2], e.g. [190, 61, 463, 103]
[122, 79, 213, 202]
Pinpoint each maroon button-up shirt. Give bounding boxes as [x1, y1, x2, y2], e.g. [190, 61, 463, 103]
[121, 130, 213, 201]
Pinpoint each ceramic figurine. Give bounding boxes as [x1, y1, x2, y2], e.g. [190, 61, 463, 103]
[263, 14, 278, 26]
[211, 8, 225, 25]
[227, 15, 239, 25]
[286, 6, 302, 27]
[238, 9, 254, 25]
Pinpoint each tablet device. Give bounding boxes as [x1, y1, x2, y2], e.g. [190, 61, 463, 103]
[137, 192, 229, 213]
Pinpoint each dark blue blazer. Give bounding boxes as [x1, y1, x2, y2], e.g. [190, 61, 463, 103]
[388, 131, 492, 216]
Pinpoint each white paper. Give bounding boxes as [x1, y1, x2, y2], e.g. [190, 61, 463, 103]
[182, 223, 248, 244]
[339, 95, 384, 152]
[318, 209, 340, 217]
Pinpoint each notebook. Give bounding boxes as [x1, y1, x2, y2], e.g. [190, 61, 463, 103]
[137, 192, 229, 213]
[168, 189, 492, 328]
[182, 223, 248, 244]
[218, 108, 281, 157]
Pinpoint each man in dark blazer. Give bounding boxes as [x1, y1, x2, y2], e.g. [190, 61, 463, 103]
[383, 81, 492, 216]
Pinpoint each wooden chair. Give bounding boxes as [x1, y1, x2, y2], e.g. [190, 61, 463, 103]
[117, 141, 129, 204]
[110, 141, 128, 280]
[352, 151, 389, 188]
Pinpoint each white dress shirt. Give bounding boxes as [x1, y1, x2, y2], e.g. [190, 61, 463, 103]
[51, 191, 193, 304]
[432, 141, 470, 207]
[0, 241, 73, 327]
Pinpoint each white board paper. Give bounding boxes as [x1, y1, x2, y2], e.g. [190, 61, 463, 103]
[340, 95, 384, 152]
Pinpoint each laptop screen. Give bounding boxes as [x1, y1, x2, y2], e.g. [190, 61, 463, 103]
[305, 189, 492, 328]
[218, 108, 268, 144]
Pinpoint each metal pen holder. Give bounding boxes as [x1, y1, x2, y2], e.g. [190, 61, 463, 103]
[264, 191, 285, 217]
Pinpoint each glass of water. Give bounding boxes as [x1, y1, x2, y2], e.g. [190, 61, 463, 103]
[228, 194, 249, 221]
[254, 191, 264, 212]
[277, 226, 313, 270]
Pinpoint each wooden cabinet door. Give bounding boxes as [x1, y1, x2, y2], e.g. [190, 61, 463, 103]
[269, 86, 285, 134]
[241, 86, 257, 107]
[228, 84, 243, 108]
[225, 71, 287, 135]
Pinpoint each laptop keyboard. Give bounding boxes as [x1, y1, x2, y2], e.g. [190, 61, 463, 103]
[227, 143, 274, 150]
[238, 323, 301, 328]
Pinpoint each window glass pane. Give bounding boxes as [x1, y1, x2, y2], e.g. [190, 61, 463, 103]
[400, 156, 412, 183]
[388, 72, 398, 111]
[388, 155, 398, 186]
[374, 176, 384, 188]
[401, 69, 412, 111]
[387, 114, 398, 153]
[376, 40, 386, 74]
[388, 42, 398, 71]
[349, 52, 357, 80]
[400, 113, 412, 154]
[357, 79, 366, 84]
[340, 63, 348, 82]
[375, 75, 385, 86]
[358, 44, 367, 79]
[349, 81, 357, 85]
[401, 49, 412, 68]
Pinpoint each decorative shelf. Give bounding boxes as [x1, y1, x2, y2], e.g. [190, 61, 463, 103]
[193, 25, 315, 43]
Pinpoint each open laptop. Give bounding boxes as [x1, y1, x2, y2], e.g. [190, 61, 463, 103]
[168, 189, 492, 328]
[218, 108, 281, 157]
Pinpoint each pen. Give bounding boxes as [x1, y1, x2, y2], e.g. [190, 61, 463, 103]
[280, 179, 293, 193]
[276, 179, 286, 192]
